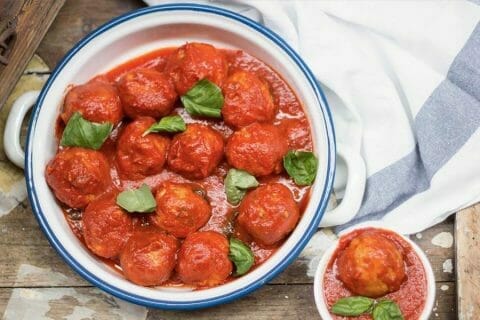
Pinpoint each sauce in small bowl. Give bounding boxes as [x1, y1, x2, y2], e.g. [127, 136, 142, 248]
[314, 226, 435, 320]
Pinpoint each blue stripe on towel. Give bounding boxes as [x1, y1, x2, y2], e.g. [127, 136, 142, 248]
[339, 22, 480, 230]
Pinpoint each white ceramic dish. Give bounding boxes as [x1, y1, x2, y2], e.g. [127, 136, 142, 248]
[3, 4, 337, 309]
[314, 225, 436, 319]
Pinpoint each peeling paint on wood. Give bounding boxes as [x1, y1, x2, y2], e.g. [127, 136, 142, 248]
[15, 264, 70, 287]
[443, 259, 453, 273]
[431, 232, 454, 249]
[3, 288, 147, 320]
[0, 54, 49, 218]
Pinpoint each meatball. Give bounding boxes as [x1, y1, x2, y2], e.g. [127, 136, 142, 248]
[165, 42, 228, 95]
[117, 68, 177, 119]
[116, 117, 170, 180]
[278, 118, 313, 150]
[120, 231, 178, 286]
[176, 231, 232, 286]
[225, 123, 288, 176]
[222, 70, 276, 128]
[237, 183, 299, 246]
[61, 80, 123, 125]
[337, 231, 407, 298]
[45, 147, 111, 208]
[83, 194, 133, 258]
[167, 124, 224, 179]
[151, 183, 211, 238]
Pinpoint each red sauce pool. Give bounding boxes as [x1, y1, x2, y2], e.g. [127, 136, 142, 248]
[60, 46, 314, 287]
[323, 228, 428, 320]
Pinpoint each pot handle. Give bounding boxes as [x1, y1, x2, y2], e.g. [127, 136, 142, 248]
[4, 90, 40, 169]
[320, 143, 367, 227]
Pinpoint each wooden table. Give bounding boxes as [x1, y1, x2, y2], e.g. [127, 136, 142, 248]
[0, 1, 467, 319]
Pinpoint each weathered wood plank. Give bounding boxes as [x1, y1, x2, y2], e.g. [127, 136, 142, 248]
[410, 216, 456, 282]
[0, 0, 64, 109]
[0, 200, 455, 288]
[431, 281, 456, 319]
[0, 287, 148, 320]
[0, 283, 456, 320]
[455, 204, 480, 320]
[149, 282, 456, 320]
[148, 284, 319, 320]
[36, 0, 144, 69]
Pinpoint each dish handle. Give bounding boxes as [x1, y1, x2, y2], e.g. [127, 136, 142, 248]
[320, 143, 367, 227]
[4, 90, 40, 169]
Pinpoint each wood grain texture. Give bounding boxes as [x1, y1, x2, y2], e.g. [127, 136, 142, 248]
[0, 0, 64, 109]
[456, 204, 480, 320]
[0, 199, 458, 318]
[0, 200, 313, 287]
[0, 283, 456, 320]
[36, 0, 144, 69]
[0, 200, 456, 288]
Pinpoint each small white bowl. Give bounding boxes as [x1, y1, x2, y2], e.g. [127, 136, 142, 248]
[313, 225, 436, 320]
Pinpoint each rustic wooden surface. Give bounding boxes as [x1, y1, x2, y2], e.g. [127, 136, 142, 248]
[0, 0, 460, 319]
[0, 0, 64, 109]
[456, 204, 480, 320]
[0, 201, 457, 319]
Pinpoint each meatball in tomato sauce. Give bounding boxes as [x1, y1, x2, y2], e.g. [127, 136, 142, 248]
[165, 42, 228, 95]
[222, 70, 276, 128]
[45, 148, 111, 208]
[238, 183, 299, 246]
[337, 231, 406, 298]
[120, 231, 179, 286]
[117, 68, 177, 119]
[279, 118, 313, 150]
[83, 194, 133, 259]
[167, 124, 224, 179]
[226, 123, 288, 176]
[151, 183, 211, 238]
[61, 80, 123, 125]
[176, 231, 232, 286]
[116, 117, 170, 180]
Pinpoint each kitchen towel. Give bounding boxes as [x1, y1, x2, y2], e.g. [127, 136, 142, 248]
[145, 0, 480, 234]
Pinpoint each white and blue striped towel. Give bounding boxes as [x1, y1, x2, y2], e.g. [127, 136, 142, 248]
[147, 0, 480, 234]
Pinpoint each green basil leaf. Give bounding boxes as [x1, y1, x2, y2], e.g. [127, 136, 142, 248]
[228, 238, 254, 276]
[224, 169, 259, 205]
[373, 300, 404, 320]
[143, 115, 186, 136]
[60, 112, 113, 150]
[116, 184, 156, 213]
[331, 296, 375, 317]
[283, 150, 318, 186]
[180, 79, 224, 118]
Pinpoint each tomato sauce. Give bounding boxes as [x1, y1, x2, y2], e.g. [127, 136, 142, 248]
[323, 228, 427, 320]
[60, 46, 313, 287]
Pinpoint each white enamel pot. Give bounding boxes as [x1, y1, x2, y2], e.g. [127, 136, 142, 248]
[2, 4, 360, 309]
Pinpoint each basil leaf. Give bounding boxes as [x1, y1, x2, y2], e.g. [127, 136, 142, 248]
[228, 238, 254, 276]
[373, 300, 404, 320]
[60, 112, 113, 150]
[143, 115, 186, 136]
[331, 296, 375, 317]
[116, 184, 156, 213]
[224, 169, 259, 205]
[180, 79, 224, 118]
[283, 150, 318, 186]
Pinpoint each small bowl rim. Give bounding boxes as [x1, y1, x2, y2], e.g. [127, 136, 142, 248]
[24, 3, 336, 310]
[313, 225, 436, 320]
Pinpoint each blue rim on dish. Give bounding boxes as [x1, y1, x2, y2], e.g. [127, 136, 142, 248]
[25, 3, 336, 310]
